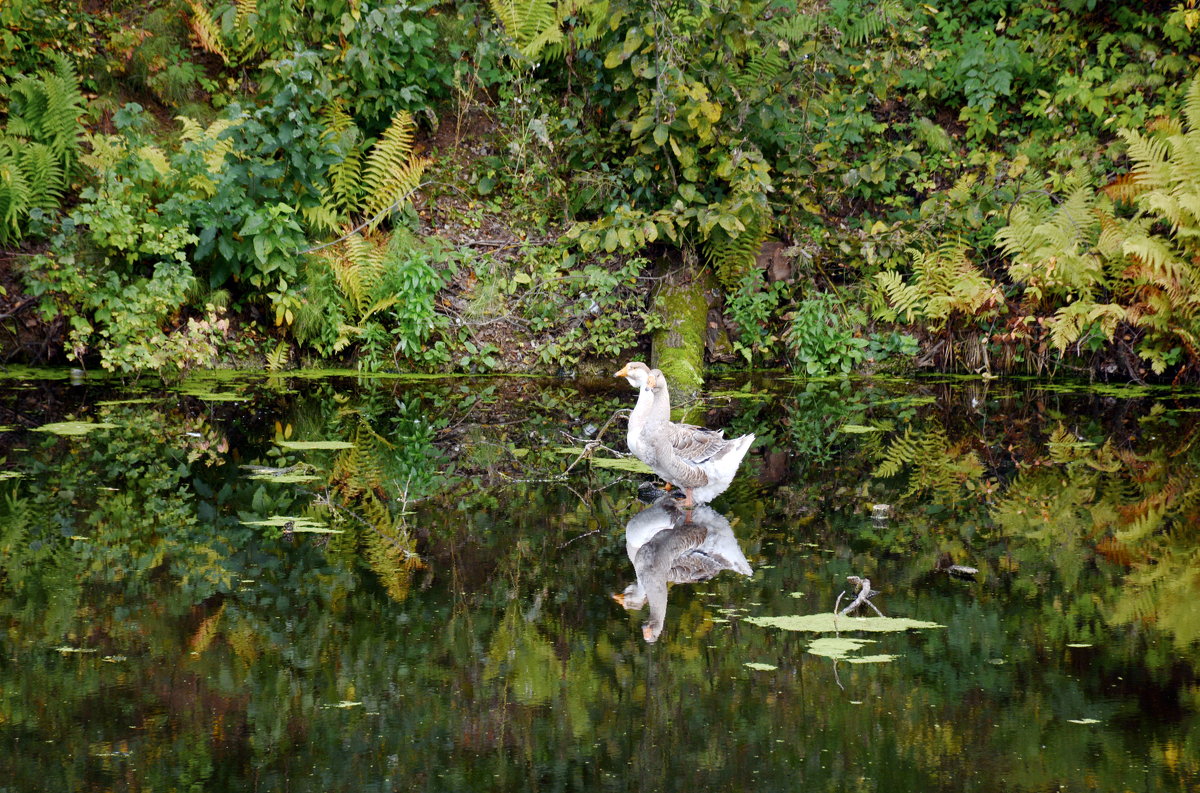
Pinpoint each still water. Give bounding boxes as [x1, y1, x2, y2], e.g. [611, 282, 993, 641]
[1, 370, 1198, 792]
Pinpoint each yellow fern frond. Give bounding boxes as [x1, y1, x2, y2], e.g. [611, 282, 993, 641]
[359, 112, 429, 231]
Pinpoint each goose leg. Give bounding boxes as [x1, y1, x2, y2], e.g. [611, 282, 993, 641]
[680, 488, 695, 509]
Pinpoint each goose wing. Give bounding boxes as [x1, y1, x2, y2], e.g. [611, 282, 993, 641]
[668, 550, 727, 583]
[659, 422, 730, 465]
[649, 433, 710, 488]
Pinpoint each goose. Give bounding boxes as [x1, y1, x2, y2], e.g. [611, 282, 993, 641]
[615, 362, 755, 508]
[614, 496, 753, 642]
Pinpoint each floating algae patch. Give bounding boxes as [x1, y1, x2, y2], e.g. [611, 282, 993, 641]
[241, 464, 321, 483]
[744, 613, 944, 633]
[246, 472, 320, 483]
[0, 471, 22, 480]
[54, 646, 98, 654]
[241, 516, 342, 534]
[276, 440, 356, 451]
[744, 662, 778, 671]
[807, 637, 897, 663]
[552, 447, 654, 474]
[839, 424, 882, 434]
[1067, 643, 1094, 648]
[0, 366, 74, 381]
[96, 398, 161, 406]
[34, 421, 118, 436]
[1067, 718, 1101, 725]
[708, 390, 772, 401]
[178, 390, 247, 402]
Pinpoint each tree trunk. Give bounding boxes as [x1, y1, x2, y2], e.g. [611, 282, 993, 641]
[651, 262, 710, 398]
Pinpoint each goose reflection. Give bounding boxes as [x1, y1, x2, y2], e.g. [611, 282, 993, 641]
[614, 495, 752, 642]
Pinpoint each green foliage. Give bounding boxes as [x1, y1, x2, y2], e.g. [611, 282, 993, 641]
[783, 292, 870, 376]
[190, 0, 455, 128]
[296, 230, 457, 369]
[725, 269, 786, 365]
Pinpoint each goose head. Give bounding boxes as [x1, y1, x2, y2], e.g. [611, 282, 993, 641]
[615, 361, 652, 390]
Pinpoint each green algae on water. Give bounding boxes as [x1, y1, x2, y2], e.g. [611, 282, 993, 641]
[552, 447, 654, 473]
[807, 637, 897, 663]
[276, 440, 356, 450]
[246, 472, 321, 483]
[241, 516, 342, 533]
[745, 613, 944, 633]
[744, 662, 778, 671]
[34, 421, 118, 436]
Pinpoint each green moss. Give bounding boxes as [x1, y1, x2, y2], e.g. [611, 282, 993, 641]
[651, 268, 710, 396]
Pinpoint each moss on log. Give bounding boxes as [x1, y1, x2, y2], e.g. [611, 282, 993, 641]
[651, 266, 710, 397]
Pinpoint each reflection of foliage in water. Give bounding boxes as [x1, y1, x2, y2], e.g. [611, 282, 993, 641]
[2, 375, 1200, 791]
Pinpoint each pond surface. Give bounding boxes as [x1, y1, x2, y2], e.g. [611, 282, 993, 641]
[1, 369, 1199, 792]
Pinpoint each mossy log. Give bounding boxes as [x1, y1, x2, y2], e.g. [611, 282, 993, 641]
[651, 265, 711, 398]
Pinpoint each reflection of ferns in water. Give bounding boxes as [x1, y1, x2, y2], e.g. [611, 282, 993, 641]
[873, 427, 983, 503]
[327, 417, 432, 602]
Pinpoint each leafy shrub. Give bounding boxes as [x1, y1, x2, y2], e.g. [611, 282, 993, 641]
[294, 230, 457, 370]
[725, 269, 786, 365]
[190, 0, 454, 128]
[784, 292, 871, 376]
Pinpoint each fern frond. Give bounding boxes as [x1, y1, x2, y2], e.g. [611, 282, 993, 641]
[19, 142, 64, 209]
[732, 47, 787, 93]
[359, 112, 429, 232]
[768, 12, 820, 45]
[1101, 173, 1144, 203]
[185, 0, 228, 63]
[0, 148, 32, 243]
[1184, 70, 1200, 133]
[489, 0, 560, 58]
[703, 211, 770, 288]
[540, 0, 608, 61]
[842, 0, 901, 46]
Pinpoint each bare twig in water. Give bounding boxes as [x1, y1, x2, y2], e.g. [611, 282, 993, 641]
[559, 528, 600, 548]
[839, 576, 885, 617]
[561, 407, 631, 476]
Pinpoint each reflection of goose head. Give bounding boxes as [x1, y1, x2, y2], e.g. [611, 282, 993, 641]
[615, 496, 753, 643]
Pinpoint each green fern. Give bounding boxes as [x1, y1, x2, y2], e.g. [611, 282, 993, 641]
[540, 0, 609, 61]
[840, 0, 902, 46]
[873, 426, 984, 503]
[0, 58, 83, 243]
[873, 241, 999, 327]
[489, 0, 561, 58]
[704, 212, 770, 289]
[768, 12, 820, 46]
[732, 47, 787, 94]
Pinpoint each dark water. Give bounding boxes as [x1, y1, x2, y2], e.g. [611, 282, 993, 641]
[1, 370, 1198, 792]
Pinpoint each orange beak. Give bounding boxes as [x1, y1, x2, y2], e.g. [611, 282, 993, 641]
[611, 592, 627, 607]
[615, 364, 629, 378]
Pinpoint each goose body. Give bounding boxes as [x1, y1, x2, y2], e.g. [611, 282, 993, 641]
[615, 362, 754, 506]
